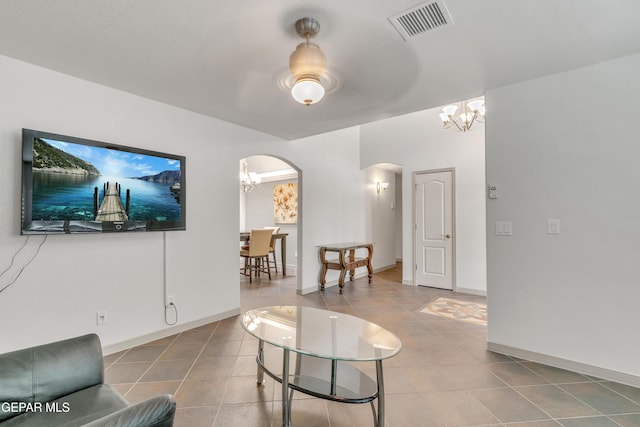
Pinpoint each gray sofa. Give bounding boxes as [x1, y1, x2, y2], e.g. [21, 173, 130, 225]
[0, 333, 175, 426]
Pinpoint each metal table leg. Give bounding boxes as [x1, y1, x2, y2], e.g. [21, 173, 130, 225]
[376, 359, 385, 427]
[282, 348, 291, 427]
[256, 339, 264, 385]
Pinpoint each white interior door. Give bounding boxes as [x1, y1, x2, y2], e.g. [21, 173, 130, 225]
[415, 170, 454, 290]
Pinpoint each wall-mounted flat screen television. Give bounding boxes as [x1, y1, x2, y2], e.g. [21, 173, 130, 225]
[21, 129, 186, 234]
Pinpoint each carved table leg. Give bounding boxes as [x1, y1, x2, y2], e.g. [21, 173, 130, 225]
[367, 244, 374, 283]
[349, 249, 356, 282]
[319, 247, 327, 290]
[339, 248, 347, 294]
[338, 268, 347, 294]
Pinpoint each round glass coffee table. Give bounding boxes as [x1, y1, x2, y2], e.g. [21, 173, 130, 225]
[241, 306, 402, 427]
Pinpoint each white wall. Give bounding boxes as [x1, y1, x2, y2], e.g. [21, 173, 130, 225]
[360, 108, 487, 294]
[486, 53, 640, 382]
[363, 166, 397, 271]
[394, 175, 403, 261]
[0, 55, 368, 353]
[0, 55, 283, 354]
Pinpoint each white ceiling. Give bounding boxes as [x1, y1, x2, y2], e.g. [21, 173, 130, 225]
[1, 0, 639, 140]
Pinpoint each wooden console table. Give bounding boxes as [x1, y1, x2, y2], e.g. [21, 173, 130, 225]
[319, 242, 373, 293]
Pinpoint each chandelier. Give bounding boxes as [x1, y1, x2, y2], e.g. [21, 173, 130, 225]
[439, 98, 485, 132]
[240, 160, 261, 193]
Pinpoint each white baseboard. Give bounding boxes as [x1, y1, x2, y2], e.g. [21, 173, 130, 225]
[102, 307, 241, 356]
[397, 281, 486, 296]
[297, 285, 319, 295]
[488, 342, 640, 388]
[455, 287, 487, 297]
[284, 264, 297, 276]
[374, 264, 398, 273]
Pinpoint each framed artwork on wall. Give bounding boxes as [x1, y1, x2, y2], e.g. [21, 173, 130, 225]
[274, 182, 297, 224]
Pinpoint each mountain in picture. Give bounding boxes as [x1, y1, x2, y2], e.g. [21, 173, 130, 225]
[135, 170, 181, 186]
[32, 138, 101, 176]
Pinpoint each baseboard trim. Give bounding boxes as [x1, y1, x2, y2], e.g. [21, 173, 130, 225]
[297, 285, 319, 295]
[102, 307, 241, 355]
[488, 342, 640, 388]
[284, 264, 297, 276]
[455, 287, 487, 297]
[373, 264, 397, 273]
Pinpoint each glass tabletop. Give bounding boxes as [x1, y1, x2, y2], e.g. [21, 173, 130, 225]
[241, 306, 402, 361]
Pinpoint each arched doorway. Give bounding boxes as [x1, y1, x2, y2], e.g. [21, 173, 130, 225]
[238, 155, 302, 296]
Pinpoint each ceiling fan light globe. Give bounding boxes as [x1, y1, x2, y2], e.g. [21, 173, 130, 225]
[292, 78, 325, 105]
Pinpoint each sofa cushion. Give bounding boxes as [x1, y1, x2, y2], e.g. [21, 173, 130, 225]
[1, 384, 128, 427]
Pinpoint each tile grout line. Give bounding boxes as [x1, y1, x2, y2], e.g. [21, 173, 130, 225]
[507, 360, 630, 426]
[111, 333, 181, 396]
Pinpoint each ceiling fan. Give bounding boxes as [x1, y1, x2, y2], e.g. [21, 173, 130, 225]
[276, 17, 342, 106]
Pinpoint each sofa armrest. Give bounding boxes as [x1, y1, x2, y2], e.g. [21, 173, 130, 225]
[0, 334, 104, 422]
[81, 394, 176, 427]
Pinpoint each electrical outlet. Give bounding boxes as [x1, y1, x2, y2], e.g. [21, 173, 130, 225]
[547, 219, 560, 234]
[167, 295, 175, 306]
[96, 311, 108, 325]
[495, 221, 513, 236]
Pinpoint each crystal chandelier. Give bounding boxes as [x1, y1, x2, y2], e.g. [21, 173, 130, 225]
[439, 98, 485, 132]
[240, 160, 261, 193]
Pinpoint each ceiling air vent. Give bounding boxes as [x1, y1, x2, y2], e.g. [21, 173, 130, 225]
[389, 0, 454, 41]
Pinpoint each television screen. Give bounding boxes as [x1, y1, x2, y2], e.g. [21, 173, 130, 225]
[21, 129, 186, 234]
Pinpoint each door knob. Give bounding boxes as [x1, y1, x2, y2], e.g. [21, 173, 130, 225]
[445, 234, 451, 239]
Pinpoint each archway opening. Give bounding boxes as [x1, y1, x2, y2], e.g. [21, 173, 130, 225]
[238, 155, 302, 301]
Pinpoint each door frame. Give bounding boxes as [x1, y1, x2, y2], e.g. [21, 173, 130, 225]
[412, 167, 456, 290]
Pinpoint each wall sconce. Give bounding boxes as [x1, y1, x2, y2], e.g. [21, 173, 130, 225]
[376, 182, 389, 194]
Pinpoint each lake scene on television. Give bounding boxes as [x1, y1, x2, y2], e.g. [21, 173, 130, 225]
[30, 137, 182, 224]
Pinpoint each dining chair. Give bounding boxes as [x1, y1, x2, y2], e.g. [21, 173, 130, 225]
[264, 226, 280, 274]
[240, 229, 273, 283]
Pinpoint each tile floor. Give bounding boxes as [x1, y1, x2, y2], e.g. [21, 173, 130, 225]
[104, 267, 640, 426]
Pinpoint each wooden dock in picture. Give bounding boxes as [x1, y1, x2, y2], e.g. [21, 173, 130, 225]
[95, 182, 129, 221]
